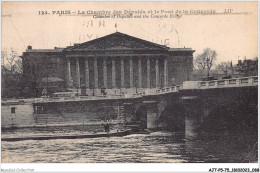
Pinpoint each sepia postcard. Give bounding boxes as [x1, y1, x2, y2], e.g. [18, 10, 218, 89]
[1, 1, 259, 172]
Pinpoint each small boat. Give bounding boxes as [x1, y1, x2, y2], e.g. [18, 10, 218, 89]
[1, 130, 132, 142]
[133, 129, 151, 134]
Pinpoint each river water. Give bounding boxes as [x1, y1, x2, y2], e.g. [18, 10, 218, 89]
[1, 126, 257, 163]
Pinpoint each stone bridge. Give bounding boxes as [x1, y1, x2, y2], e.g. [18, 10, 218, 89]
[127, 76, 258, 138]
[4, 76, 257, 137]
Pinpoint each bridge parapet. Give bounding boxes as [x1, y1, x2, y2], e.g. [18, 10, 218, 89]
[34, 76, 258, 103]
[34, 94, 133, 103]
[156, 85, 182, 94]
[196, 76, 258, 89]
[152, 76, 258, 95]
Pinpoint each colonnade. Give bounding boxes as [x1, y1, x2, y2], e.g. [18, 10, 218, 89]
[66, 56, 168, 89]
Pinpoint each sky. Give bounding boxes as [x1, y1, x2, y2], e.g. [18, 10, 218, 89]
[1, 1, 258, 65]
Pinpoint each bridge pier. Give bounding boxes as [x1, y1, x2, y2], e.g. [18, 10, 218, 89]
[181, 97, 203, 139]
[143, 99, 186, 132]
[143, 101, 158, 129]
[185, 117, 199, 139]
[184, 105, 212, 139]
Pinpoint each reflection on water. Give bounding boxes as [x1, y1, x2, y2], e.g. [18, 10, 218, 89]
[1, 129, 257, 163]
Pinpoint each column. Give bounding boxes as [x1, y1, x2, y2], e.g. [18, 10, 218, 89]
[138, 58, 142, 88]
[130, 57, 134, 88]
[164, 58, 168, 87]
[155, 58, 159, 88]
[103, 58, 107, 88]
[147, 58, 150, 88]
[75, 57, 80, 88]
[112, 58, 116, 88]
[84, 58, 89, 88]
[66, 58, 72, 88]
[94, 57, 98, 88]
[121, 58, 124, 88]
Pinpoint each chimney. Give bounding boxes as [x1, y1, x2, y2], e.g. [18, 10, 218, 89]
[28, 45, 32, 50]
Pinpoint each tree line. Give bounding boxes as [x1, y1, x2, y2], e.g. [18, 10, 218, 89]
[193, 48, 258, 79]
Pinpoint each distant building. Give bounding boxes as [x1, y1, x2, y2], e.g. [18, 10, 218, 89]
[21, 32, 195, 97]
[235, 59, 258, 77]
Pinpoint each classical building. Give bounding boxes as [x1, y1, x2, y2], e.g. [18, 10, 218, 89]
[21, 32, 195, 97]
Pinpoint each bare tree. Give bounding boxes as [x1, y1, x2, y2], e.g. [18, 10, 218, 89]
[217, 61, 233, 78]
[194, 54, 206, 70]
[8, 49, 17, 73]
[194, 48, 217, 78]
[1, 49, 22, 74]
[13, 58, 23, 73]
[1, 50, 8, 73]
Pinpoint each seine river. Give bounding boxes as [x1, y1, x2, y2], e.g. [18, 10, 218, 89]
[1, 126, 257, 163]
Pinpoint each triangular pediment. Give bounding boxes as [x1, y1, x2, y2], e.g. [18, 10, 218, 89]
[66, 32, 168, 51]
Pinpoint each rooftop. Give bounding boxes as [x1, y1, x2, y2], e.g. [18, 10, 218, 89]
[26, 48, 64, 53]
[169, 48, 194, 51]
[24, 32, 195, 53]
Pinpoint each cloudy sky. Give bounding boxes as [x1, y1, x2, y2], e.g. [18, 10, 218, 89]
[1, 1, 258, 65]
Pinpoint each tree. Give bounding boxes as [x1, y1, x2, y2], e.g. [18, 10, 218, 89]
[13, 58, 23, 73]
[1, 50, 8, 73]
[217, 61, 233, 78]
[1, 49, 22, 74]
[194, 48, 217, 78]
[1, 49, 23, 98]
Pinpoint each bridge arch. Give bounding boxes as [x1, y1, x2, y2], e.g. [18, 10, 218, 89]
[158, 103, 185, 132]
[200, 103, 258, 134]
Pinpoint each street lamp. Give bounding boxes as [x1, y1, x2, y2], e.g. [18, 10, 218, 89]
[225, 65, 228, 78]
[206, 57, 210, 80]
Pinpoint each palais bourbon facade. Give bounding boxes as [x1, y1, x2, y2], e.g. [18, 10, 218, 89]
[21, 32, 195, 97]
